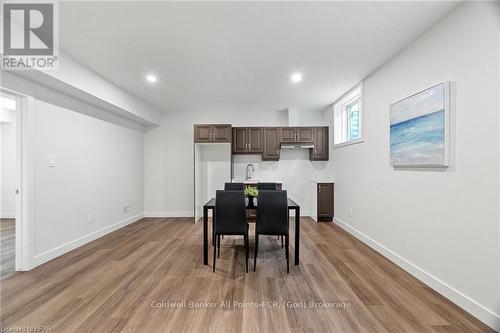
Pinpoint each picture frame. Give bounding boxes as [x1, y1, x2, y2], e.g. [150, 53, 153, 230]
[390, 81, 450, 167]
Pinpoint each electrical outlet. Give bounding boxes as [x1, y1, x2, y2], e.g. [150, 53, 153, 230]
[348, 208, 353, 217]
[88, 212, 94, 223]
[122, 204, 131, 213]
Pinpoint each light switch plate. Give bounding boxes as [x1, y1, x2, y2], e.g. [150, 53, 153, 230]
[48, 154, 56, 167]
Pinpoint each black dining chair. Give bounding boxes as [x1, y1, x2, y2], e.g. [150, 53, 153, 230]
[257, 182, 278, 191]
[224, 182, 244, 190]
[213, 190, 249, 273]
[254, 190, 289, 273]
[257, 182, 283, 245]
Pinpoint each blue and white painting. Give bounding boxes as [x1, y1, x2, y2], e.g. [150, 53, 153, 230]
[390, 82, 448, 166]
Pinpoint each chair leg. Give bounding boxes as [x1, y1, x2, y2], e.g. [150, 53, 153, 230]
[212, 221, 215, 246]
[281, 235, 284, 248]
[217, 235, 221, 258]
[254, 234, 259, 272]
[213, 234, 217, 272]
[244, 234, 249, 273]
[285, 235, 289, 274]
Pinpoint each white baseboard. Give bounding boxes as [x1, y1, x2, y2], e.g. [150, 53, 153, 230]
[32, 213, 144, 268]
[144, 211, 193, 218]
[0, 212, 16, 219]
[333, 217, 500, 330]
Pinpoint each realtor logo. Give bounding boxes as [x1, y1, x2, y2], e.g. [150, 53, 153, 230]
[1, 1, 58, 69]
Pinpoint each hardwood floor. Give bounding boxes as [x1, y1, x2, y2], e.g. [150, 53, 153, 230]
[0, 219, 15, 278]
[0, 217, 492, 332]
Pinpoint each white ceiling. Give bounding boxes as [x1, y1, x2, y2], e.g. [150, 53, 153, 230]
[59, 1, 461, 113]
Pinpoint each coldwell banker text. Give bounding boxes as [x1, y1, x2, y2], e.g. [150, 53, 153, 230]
[1, 1, 59, 70]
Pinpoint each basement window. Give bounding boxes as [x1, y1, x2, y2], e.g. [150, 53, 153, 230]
[333, 83, 364, 147]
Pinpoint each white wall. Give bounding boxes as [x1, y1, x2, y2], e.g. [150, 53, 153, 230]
[1, 119, 16, 218]
[144, 109, 326, 217]
[330, 2, 499, 328]
[32, 99, 144, 266]
[194, 143, 231, 221]
[232, 152, 329, 216]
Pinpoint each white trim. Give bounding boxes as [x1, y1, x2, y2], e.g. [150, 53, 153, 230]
[145, 211, 194, 218]
[0, 213, 16, 219]
[32, 213, 144, 268]
[333, 82, 365, 148]
[333, 217, 500, 330]
[333, 138, 365, 149]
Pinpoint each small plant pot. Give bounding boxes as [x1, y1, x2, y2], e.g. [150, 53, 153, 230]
[247, 195, 255, 208]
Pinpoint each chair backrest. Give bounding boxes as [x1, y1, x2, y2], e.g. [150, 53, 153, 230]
[257, 182, 278, 191]
[256, 190, 288, 235]
[215, 190, 247, 234]
[224, 182, 244, 191]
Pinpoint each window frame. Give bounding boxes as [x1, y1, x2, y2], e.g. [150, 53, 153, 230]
[333, 83, 364, 148]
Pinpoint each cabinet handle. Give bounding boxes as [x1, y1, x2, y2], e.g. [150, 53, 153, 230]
[276, 149, 278, 155]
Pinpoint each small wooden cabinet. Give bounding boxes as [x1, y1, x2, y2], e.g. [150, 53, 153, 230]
[262, 128, 280, 160]
[310, 127, 329, 161]
[232, 128, 263, 153]
[317, 183, 334, 222]
[280, 127, 314, 143]
[194, 124, 231, 143]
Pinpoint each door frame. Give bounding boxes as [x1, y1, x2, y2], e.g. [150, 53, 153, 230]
[2, 88, 34, 271]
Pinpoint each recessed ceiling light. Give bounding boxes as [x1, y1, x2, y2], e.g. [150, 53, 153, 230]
[146, 74, 158, 83]
[291, 72, 302, 83]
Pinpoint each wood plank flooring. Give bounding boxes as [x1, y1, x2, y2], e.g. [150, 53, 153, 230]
[0, 217, 492, 332]
[0, 219, 15, 278]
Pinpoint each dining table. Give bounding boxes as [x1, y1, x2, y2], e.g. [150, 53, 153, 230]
[202, 197, 300, 266]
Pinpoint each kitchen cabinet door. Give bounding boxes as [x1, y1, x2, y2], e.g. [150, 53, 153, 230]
[263, 128, 280, 160]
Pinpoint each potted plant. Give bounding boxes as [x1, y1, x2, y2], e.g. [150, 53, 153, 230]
[244, 186, 258, 208]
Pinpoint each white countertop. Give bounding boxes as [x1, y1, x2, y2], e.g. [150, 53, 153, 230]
[310, 178, 335, 183]
[231, 179, 283, 184]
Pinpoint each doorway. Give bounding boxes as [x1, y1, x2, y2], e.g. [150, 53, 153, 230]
[1, 92, 17, 277]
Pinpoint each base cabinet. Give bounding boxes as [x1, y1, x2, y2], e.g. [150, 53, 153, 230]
[317, 183, 334, 222]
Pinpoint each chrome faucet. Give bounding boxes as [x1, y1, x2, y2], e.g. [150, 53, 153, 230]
[245, 164, 254, 180]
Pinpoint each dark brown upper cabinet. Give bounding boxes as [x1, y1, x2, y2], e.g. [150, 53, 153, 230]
[280, 127, 314, 143]
[232, 128, 263, 154]
[262, 128, 280, 160]
[310, 127, 329, 161]
[297, 127, 314, 142]
[280, 128, 296, 143]
[317, 183, 334, 222]
[194, 124, 232, 143]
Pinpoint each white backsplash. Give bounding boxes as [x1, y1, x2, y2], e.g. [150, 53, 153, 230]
[232, 150, 329, 215]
